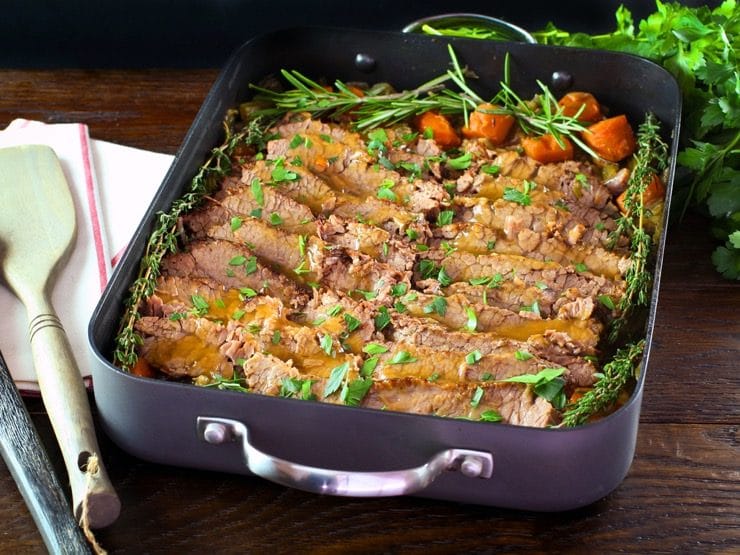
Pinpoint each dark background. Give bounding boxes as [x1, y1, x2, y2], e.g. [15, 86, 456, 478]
[0, 0, 720, 68]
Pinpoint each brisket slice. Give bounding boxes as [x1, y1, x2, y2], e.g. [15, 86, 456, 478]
[432, 222, 629, 279]
[374, 342, 554, 383]
[454, 195, 617, 250]
[534, 160, 613, 209]
[135, 316, 236, 378]
[267, 127, 449, 216]
[316, 215, 417, 271]
[238, 352, 556, 427]
[237, 161, 338, 216]
[213, 176, 316, 235]
[424, 249, 626, 300]
[403, 292, 601, 352]
[388, 314, 597, 387]
[191, 213, 411, 302]
[159, 239, 308, 308]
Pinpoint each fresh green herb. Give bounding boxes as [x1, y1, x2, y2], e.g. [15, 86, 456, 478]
[553, 199, 570, 212]
[230, 216, 243, 231]
[320, 334, 334, 356]
[343, 313, 361, 332]
[465, 350, 483, 365]
[598, 295, 616, 310]
[244, 256, 258, 275]
[520, 301, 541, 317]
[574, 262, 588, 273]
[298, 234, 307, 256]
[271, 158, 298, 182]
[436, 210, 455, 227]
[481, 164, 500, 175]
[280, 377, 316, 400]
[423, 296, 448, 316]
[405, 228, 418, 241]
[464, 306, 478, 332]
[191, 294, 209, 317]
[561, 341, 644, 426]
[293, 260, 310, 275]
[515, 350, 533, 361]
[343, 377, 373, 406]
[437, 266, 453, 287]
[289, 134, 304, 149]
[503, 367, 566, 409]
[388, 351, 418, 365]
[354, 289, 378, 301]
[229, 255, 247, 266]
[481, 372, 493, 381]
[427, 372, 440, 382]
[250, 178, 264, 206]
[361, 356, 379, 377]
[503, 180, 535, 206]
[363, 343, 389, 355]
[391, 283, 408, 297]
[231, 309, 246, 320]
[374, 306, 391, 330]
[447, 152, 473, 170]
[469, 273, 503, 288]
[440, 241, 457, 256]
[470, 386, 485, 408]
[323, 362, 350, 398]
[377, 179, 398, 202]
[415, 243, 430, 252]
[271, 330, 281, 345]
[418, 259, 439, 279]
[479, 409, 503, 422]
[269, 212, 283, 226]
[595, 221, 606, 231]
[327, 304, 343, 317]
[203, 372, 249, 393]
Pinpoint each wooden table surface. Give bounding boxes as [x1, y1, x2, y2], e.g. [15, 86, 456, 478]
[0, 69, 737, 554]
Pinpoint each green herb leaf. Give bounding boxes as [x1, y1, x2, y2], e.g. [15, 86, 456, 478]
[269, 212, 283, 226]
[515, 350, 533, 361]
[436, 210, 455, 227]
[230, 217, 243, 231]
[374, 306, 391, 330]
[447, 152, 472, 170]
[361, 356, 379, 377]
[363, 343, 389, 355]
[479, 410, 503, 422]
[388, 351, 418, 365]
[320, 334, 334, 356]
[250, 178, 264, 206]
[323, 362, 350, 398]
[465, 350, 483, 365]
[343, 313, 361, 332]
[423, 296, 447, 316]
[464, 306, 478, 332]
[470, 386, 484, 408]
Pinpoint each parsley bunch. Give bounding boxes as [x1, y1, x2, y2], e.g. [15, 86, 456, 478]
[535, 0, 740, 279]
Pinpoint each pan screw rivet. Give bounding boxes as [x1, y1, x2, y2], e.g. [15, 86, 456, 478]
[551, 71, 573, 90]
[203, 422, 228, 444]
[355, 53, 376, 73]
[460, 456, 484, 478]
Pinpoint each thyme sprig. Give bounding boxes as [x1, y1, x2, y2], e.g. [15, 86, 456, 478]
[608, 113, 668, 341]
[113, 114, 270, 370]
[560, 340, 644, 427]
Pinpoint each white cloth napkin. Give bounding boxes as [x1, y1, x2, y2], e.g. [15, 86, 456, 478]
[0, 119, 174, 391]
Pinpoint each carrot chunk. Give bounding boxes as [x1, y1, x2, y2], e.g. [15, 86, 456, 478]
[131, 357, 156, 378]
[582, 115, 636, 162]
[616, 173, 665, 213]
[521, 134, 574, 164]
[558, 92, 603, 123]
[461, 103, 515, 144]
[416, 111, 460, 149]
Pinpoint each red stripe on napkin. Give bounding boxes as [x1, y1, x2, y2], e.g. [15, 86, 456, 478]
[78, 125, 108, 291]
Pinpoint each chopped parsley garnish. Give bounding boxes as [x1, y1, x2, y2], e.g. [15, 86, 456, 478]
[377, 179, 397, 202]
[405, 228, 418, 241]
[479, 410, 503, 422]
[293, 260, 310, 275]
[388, 351, 417, 365]
[503, 180, 535, 206]
[437, 266, 453, 287]
[271, 330, 281, 345]
[418, 259, 439, 279]
[391, 283, 408, 297]
[298, 234, 307, 256]
[423, 296, 447, 316]
[279, 377, 315, 401]
[363, 343, 389, 355]
[470, 386, 484, 408]
[464, 306, 478, 332]
[323, 362, 350, 398]
[515, 350, 533, 361]
[469, 273, 503, 288]
[598, 295, 616, 310]
[520, 301, 541, 317]
[481, 164, 500, 175]
[320, 333, 334, 356]
[230, 217, 243, 231]
[436, 210, 455, 227]
[427, 372, 440, 382]
[374, 306, 391, 330]
[361, 356, 379, 377]
[269, 212, 283, 226]
[250, 178, 264, 206]
[343, 313, 361, 332]
[446, 151, 472, 170]
[503, 368, 567, 409]
[191, 294, 209, 316]
[465, 350, 483, 365]
[327, 304, 343, 317]
[574, 262, 588, 273]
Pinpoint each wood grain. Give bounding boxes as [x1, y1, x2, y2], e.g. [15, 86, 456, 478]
[0, 69, 737, 554]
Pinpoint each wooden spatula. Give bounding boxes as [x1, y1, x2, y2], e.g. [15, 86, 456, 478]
[0, 145, 120, 529]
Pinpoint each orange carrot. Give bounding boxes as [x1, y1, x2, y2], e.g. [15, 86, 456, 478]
[521, 134, 574, 163]
[617, 173, 665, 213]
[347, 85, 365, 97]
[416, 111, 460, 149]
[461, 103, 515, 144]
[558, 92, 603, 123]
[582, 115, 636, 162]
[131, 357, 156, 378]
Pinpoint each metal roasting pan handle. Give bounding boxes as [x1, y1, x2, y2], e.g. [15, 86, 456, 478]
[197, 417, 493, 497]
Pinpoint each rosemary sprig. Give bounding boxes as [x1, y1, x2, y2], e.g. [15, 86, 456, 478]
[113, 114, 271, 370]
[250, 44, 592, 150]
[559, 340, 644, 427]
[608, 113, 668, 341]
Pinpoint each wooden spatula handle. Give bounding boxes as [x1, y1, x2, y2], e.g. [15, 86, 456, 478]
[28, 302, 120, 529]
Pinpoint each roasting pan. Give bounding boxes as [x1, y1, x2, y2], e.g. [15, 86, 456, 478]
[88, 28, 681, 511]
